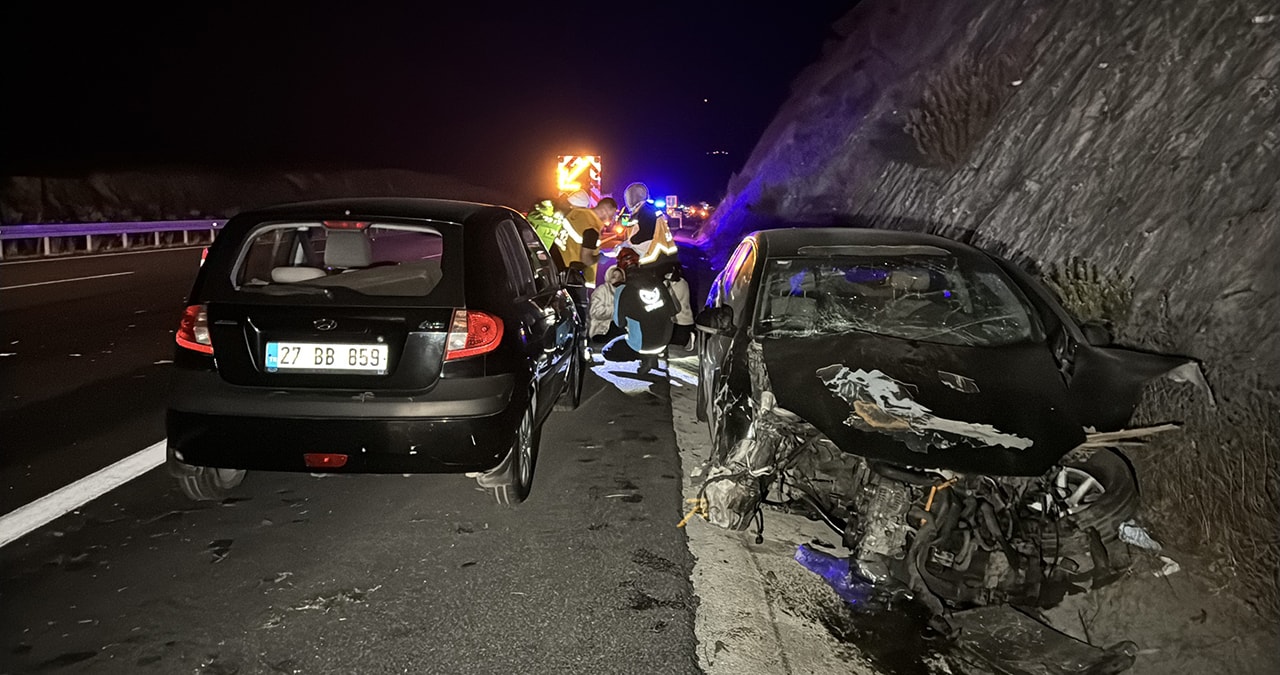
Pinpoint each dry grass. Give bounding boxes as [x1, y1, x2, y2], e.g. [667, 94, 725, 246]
[1044, 256, 1135, 328]
[1042, 257, 1279, 620]
[904, 54, 1019, 168]
[1128, 380, 1280, 621]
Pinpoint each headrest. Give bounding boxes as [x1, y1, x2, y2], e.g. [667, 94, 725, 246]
[271, 267, 327, 283]
[325, 231, 373, 269]
[889, 270, 930, 292]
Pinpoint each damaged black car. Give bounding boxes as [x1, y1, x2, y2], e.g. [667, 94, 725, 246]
[693, 227, 1209, 618]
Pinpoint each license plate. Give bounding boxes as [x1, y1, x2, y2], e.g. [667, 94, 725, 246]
[265, 341, 388, 374]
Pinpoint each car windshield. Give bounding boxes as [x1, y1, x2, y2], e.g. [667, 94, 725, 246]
[233, 222, 444, 298]
[754, 247, 1041, 347]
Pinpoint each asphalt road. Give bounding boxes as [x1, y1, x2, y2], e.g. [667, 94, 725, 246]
[0, 367, 699, 673]
[0, 248, 201, 513]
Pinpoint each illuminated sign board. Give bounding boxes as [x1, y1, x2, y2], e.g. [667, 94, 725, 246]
[557, 155, 602, 204]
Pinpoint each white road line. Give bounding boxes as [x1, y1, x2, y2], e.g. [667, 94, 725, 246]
[0, 270, 134, 290]
[0, 440, 166, 548]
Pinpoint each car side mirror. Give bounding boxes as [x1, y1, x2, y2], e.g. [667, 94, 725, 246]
[1081, 321, 1113, 346]
[561, 267, 586, 288]
[695, 306, 735, 335]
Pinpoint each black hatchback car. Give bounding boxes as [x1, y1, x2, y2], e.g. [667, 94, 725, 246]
[167, 198, 586, 504]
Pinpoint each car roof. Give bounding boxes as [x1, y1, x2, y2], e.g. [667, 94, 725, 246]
[750, 227, 983, 259]
[233, 197, 512, 225]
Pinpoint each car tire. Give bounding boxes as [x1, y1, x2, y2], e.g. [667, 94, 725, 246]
[172, 462, 246, 502]
[1040, 449, 1139, 560]
[491, 398, 539, 505]
[554, 338, 586, 411]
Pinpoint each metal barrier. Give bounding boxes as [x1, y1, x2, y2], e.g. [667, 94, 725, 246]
[0, 220, 226, 261]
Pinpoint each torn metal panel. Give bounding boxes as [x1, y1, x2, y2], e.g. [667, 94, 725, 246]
[1066, 344, 1214, 432]
[761, 334, 1081, 476]
[818, 364, 1034, 452]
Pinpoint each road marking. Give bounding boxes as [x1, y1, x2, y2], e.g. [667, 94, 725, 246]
[0, 440, 166, 548]
[0, 270, 134, 290]
[0, 244, 207, 266]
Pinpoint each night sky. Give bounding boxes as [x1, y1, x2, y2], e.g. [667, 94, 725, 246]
[4, 1, 853, 203]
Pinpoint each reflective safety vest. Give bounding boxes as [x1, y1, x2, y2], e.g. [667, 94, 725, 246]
[625, 203, 678, 265]
[558, 207, 602, 287]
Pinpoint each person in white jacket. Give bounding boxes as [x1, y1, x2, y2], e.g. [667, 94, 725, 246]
[665, 264, 696, 352]
[588, 265, 627, 342]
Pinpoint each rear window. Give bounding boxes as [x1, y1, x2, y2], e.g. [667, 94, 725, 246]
[233, 221, 445, 298]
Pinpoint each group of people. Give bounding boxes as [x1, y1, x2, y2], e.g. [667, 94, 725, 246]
[586, 247, 695, 374]
[526, 180, 694, 374]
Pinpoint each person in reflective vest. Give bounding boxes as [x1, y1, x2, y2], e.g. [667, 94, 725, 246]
[622, 182, 677, 267]
[527, 199, 569, 252]
[558, 195, 617, 289]
[613, 247, 675, 374]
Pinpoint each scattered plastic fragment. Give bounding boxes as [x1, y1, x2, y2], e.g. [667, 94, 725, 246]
[794, 544, 871, 605]
[1118, 520, 1162, 550]
[1253, 14, 1276, 23]
[1153, 555, 1181, 578]
[677, 498, 707, 528]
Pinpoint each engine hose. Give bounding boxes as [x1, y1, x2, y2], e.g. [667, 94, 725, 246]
[869, 462, 942, 486]
[952, 531, 977, 572]
[979, 501, 1020, 565]
[904, 522, 949, 617]
[933, 490, 960, 544]
[794, 490, 848, 537]
[914, 516, 965, 606]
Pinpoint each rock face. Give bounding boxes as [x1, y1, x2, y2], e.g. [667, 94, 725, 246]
[706, 0, 1278, 615]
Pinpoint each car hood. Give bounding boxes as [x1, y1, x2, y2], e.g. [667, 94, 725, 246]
[760, 333, 1085, 476]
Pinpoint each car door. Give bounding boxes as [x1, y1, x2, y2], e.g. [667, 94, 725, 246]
[698, 237, 758, 431]
[511, 217, 576, 418]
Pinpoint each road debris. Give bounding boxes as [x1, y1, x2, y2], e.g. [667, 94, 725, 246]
[1118, 520, 1162, 550]
[1154, 556, 1181, 578]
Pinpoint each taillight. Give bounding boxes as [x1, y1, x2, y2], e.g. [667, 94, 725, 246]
[444, 309, 503, 361]
[199, 247, 208, 266]
[176, 304, 213, 354]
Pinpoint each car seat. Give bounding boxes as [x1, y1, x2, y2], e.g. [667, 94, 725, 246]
[324, 230, 373, 270]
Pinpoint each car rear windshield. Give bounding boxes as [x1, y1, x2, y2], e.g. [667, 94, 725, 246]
[755, 247, 1042, 347]
[232, 221, 447, 299]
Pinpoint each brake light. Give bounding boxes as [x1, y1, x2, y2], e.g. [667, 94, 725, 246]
[199, 247, 208, 266]
[176, 304, 213, 354]
[323, 220, 369, 230]
[444, 309, 503, 360]
[304, 453, 348, 468]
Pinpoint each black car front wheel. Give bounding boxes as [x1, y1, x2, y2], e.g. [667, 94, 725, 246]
[170, 461, 246, 501]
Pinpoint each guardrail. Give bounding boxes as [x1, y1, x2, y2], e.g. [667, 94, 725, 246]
[0, 220, 226, 261]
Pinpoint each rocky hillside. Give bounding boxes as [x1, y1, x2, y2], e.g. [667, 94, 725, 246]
[705, 0, 1279, 616]
[0, 169, 514, 225]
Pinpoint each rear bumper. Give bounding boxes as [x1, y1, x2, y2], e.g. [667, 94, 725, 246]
[167, 371, 519, 473]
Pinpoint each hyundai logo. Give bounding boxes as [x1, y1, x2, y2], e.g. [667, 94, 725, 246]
[314, 318, 338, 331]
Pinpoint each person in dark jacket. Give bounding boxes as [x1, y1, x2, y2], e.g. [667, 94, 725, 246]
[612, 247, 675, 374]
